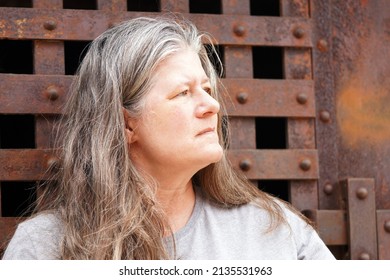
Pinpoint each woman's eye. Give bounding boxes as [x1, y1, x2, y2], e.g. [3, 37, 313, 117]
[204, 88, 212, 95]
[177, 90, 189, 97]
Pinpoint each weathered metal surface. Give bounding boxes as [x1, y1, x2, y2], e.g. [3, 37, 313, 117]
[97, 0, 127, 11]
[303, 209, 347, 246]
[35, 116, 58, 149]
[281, 0, 309, 17]
[33, 40, 64, 75]
[376, 210, 390, 260]
[311, 0, 341, 210]
[281, 0, 318, 212]
[333, 0, 390, 211]
[161, 0, 189, 13]
[0, 74, 314, 117]
[228, 149, 319, 180]
[224, 79, 315, 117]
[0, 149, 318, 181]
[0, 217, 23, 253]
[0, 8, 312, 47]
[0, 74, 70, 114]
[283, 48, 312, 80]
[287, 119, 315, 149]
[32, 0, 62, 9]
[221, 1, 256, 188]
[289, 181, 318, 211]
[32, 0, 64, 201]
[0, 149, 56, 181]
[343, 178, 378, 260]
[221, 0, 250, 15]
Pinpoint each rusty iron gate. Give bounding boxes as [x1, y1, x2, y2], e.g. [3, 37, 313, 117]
[0, 0, 389, 260]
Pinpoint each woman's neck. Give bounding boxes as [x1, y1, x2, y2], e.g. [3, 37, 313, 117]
[157, 180, 196, 234]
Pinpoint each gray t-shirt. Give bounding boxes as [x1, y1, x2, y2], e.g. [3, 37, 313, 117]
[2, 190, 335, 260]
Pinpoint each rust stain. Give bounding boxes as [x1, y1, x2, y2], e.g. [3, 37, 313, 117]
[0, 20, 5, 37]
[337, 32, 390, 148]
[15, 18, 27, 38]
[361, 0, 369, 8]
[337, 83, 390, 147]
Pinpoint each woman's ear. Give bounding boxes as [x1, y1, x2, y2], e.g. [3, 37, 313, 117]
[123, 108, 136, 144]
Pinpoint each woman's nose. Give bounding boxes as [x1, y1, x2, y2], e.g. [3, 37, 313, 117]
[195, 90, 220, 118]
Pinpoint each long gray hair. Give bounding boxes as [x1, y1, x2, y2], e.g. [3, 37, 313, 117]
[40, 16, 284, 259]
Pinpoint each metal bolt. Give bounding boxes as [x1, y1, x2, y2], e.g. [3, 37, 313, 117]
[317, 39, 328, 52]
[356, 187, 368, 200]
[45, 85, 59, 101]
[299, 159, 311, 171]
[319, 110, 331, 122]
[323, 183, 333, 195]
[358, 253, 370, 260]
[296, 93, 308, 105]
[239, 159, 251, 171]
[233, 24, 246, 37]
[293, 27, 305, 39]
[43, 20, 57, 31]
[384, 220, 390, 233]
[236, 92, 248, 104]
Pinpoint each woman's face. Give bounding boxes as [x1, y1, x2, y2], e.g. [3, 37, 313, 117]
[128, 49, 223, 179]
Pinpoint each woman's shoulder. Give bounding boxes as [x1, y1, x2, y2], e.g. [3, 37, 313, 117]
[2, 212, 63, 260]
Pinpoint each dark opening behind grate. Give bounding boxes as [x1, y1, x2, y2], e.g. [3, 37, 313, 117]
[190, 0, 221, 14]
[127, 0, 160, 12]
[0, 41, 33, 74]
[250, 0, 280, 16]
[1, 182, 37, 217]
[63, 0, 96, 10]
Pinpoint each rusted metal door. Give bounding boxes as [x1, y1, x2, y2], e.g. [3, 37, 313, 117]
[0, 0, 389, 259]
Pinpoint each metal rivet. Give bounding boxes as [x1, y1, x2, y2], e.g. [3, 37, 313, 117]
[45, 85, 59, 101]
[296, 93, 308, 104]
[239, 159, 251, 171]
[319, 110, 331, 122]
[384, 220, 390, 233]
[317, 39, 328, 52]
[43, 20, 57, 31]
[293, 27, 305, 39]
[358, 253, 370, 260]
[356, 187, 368, 200]
[299, 159, 311, 171]
[324, 183, 333, 195]
[236, 92, 248, 104]
[233, 25, 246, 37]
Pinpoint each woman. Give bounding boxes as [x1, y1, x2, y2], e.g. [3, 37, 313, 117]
[3, 17, 334, 260]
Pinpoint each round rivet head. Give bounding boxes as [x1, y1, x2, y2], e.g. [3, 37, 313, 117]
[43, 20, 57, 31]
[319, 110, 331, 122]
[239, 159, 251, 171]
[323, 183, 333, 195]
[236, 92, 248, 104]
[299, 159, 311, 171]
[356, 187, 368, 199]
[384, 220, 390, 233]
[233, 24, 246, 37]
[45, 85, 59, 101]
[296, 93, 308, 104]
[293, 27, 305, 39]
[317, 39, 328, 52]
[358, 253, 370, 260]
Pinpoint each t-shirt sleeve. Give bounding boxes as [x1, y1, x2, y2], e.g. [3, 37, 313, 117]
[2, 214, 62, 260]
[286, 210, 336, 260]
[2, 223, 39, 260]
